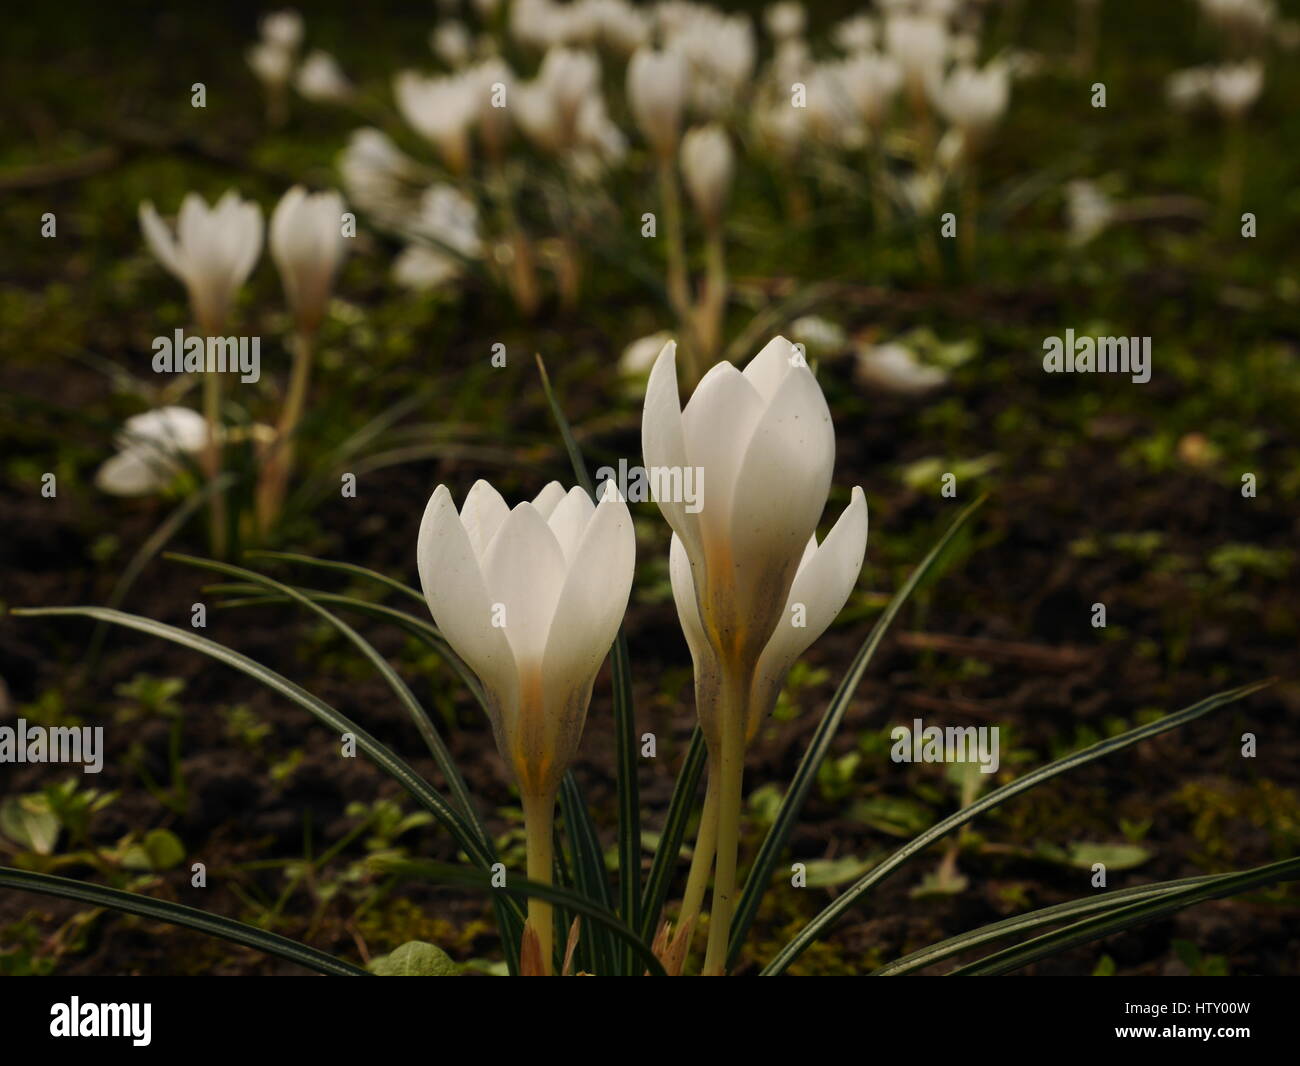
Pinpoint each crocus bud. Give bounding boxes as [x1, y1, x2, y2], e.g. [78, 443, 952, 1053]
[627, 47, 688, 159]
[394, 70, 480, 174]
[884, 12, 948, 96]
[680, 125, 734, 229]
[670, 486, 867, 746]
[261, 9, 304, 51]
[138, 191, 263, 333]
[296, 50, 353, 103]
[417, 479, 634, 801]
[642, 337, 836, 673]
[270, 186, 347, 337]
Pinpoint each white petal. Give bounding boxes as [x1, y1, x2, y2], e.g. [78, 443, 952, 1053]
[531, 481, 568, 519]
[139, 202, 183, 280]
[641, 340, 703, 561]
[460, 479, 509, 559]
[752, 487, 869, 733]
[546, 486, 596, 564]
[95, 448, 174, 496]
[416, 485, 516, 708]
[743, 335, 799, 404]
[479, 502, 568, 670]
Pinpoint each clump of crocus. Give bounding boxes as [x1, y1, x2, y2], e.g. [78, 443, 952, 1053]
[138, 191, 263, 553]
[417, 479, 635, 973]
[95, 406, 210, 497]
[642, 336, 868, 974]
[248, 9, 304, 125]
[258, 186, 348, 531]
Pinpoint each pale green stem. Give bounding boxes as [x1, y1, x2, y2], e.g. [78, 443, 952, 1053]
[677, 765, 719, 946]
[257, 330, 314, 535]
[197, 315, 227, 558]
[657, 157, 700, 385]
[702, 667, 748, 976]
[522, 789, 556, 975]
[695, 225, 728, 366]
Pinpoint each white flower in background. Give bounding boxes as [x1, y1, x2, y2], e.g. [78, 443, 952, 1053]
[620, 330, 674, 377]
[804, 65, 857, 145]
[538, 47, 602, 133]
[833, 14, 876, 54]
[764, 2, 806, 41]
[884, 12, 949, 95]
[417, 479, 635, 799]
[394, 70, 480, 173]
[338, 128, 422, 223]
[933, 61, 1010, 138]
[642, 337, 845, 674]
[270, 186, 347, 336]
[680, 125, 734, 227]
[1198, 0, 1276, 34]
[431, 20, 473, 67]
[1207, 61, 1264, 118]
[897, 167, 945, 216]
[96, 407, 210, 497]
[755, 97, 809, 160]
[627, 47, 688, 159]
[574, 93, 627, 169]
[836, 52, 902, 128]
[950, 33, 979, 65]
[138, 191, 263, 332]
[773, 38, 813, 84]
[588, 0, 650, 55]
[1166, 66, 1212, 110]
[670, 487, 867, 744]
[471, 57, 515, 158]
[393, 184, 481, 290]
[296, 50, 352, 103]
[854, 341, 949, 395]
[261, 9, 304, 50]
[663, 9, 755, 117]
[247, 40, 295, 92]
[789, 315, 848, 358]
[513, 48, 605, 155]
[1065, 180, 1115, 246]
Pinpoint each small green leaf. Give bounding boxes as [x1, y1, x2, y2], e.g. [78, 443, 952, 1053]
[848, 796, 935, 837]
[803, 855, 879, 888]
[369, 940, 459, 976]
[1062, 842, 1152, 871]
[0, 796, 60, 856]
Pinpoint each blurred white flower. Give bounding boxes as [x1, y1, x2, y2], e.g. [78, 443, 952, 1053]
[96, 407, 210, 497]
[620, 330, 674, 377]
[835, 52, 902, 128]
[680, 125, 734, 227]
[933, 61, 1010, 138]
[1207, 61, 1263, 118]
[138, 191, 263, 332]
[789, 315, 848, 358]
[627, 47, 688, 159]
[296, 50, 352, 103]
[832, 14, 876, 54]
[1065, 180, 1115, 246]
[261, 9, 304, 50]
[1166, 66, 1212, 111]
[393, 185, 480, 290]
[247, 40, 295, 91]
[854, 341, 949, 395]
[431, 20, 473, 67]
[663, 9, 755, 116]
[395, 70, 481, 174]
[884, 12, 949, 94]
[270, 186, 347, 336]
[764, 2, 806, 41]
[338, 128, 422, 223]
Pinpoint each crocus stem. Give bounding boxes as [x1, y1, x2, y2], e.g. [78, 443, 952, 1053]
[657, 157, 700, 385]
[959, 170, 980, 271]
[257, 330, 315, 536]
[522, 789, 556, 975]
[702, 668, 747, 976]
[676, 764, 719, 950]
[198, 319, 227, 558]
[695, 226, 728, 365]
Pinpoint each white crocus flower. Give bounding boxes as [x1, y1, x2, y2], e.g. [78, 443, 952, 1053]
[1207, 61, 1263, 118]
[680, 125, 734, 228]
[96, 407, 210, 497]
[247, 40, 295, 93]
[884, 12, 948, 96]
[270, 187, 347, 337]
[432, 21, 473, 68]
[837, 51, 902, 128]
[1065, 180, 1115, 246]
[933, 61, 1010, 140]
[642, 337, 842, 673]
[393, 184, 481, 290]
[417, 478, 635, 973]
[764, 2, 806, 41]
[138, 191, 264, 333]
[833, 14, 877, 54]
[261, 9, 304, 50]
[296, 51, 353, 103]
[854, 341, 949, 395]
[620, 330, 674, 377]
[627, 48, 688, 160]
[670, 487, 867, 746]
[1166, 67, 1212, 111]
[394, 71, 480, 174]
